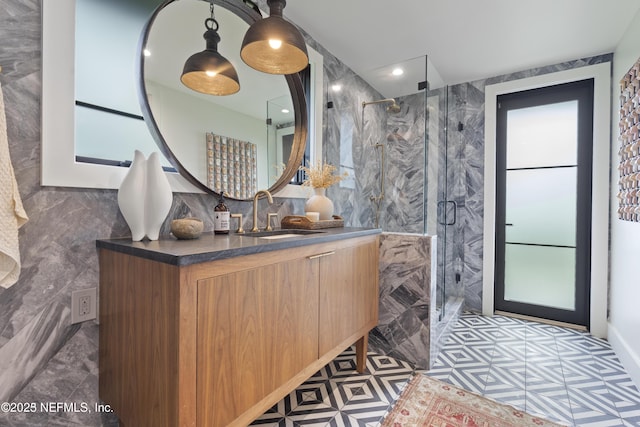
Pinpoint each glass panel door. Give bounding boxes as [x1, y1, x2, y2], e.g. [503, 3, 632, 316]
[495, 80, 593, 326]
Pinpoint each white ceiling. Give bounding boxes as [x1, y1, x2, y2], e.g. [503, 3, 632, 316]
[285, 0, 640, 96]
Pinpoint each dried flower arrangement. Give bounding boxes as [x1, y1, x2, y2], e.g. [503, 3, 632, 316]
[300, 161, 348, 189]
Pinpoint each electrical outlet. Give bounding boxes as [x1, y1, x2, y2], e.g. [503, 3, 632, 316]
[71, 288, 97, 324]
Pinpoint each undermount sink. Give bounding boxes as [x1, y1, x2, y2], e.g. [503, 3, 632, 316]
[244, 229, 325, 239]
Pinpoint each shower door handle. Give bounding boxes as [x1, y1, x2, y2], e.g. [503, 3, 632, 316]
[437, 200, 457, 226]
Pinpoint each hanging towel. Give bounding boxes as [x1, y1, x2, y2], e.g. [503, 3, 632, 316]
[0, 82, 28, 288]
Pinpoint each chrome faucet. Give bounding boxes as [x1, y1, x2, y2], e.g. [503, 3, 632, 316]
[251, 190, 274, 232]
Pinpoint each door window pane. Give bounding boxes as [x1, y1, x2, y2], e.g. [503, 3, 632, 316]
[506, 101, 578, 169]
[505, 167, 577, 247]
[504, 244, 575, 310]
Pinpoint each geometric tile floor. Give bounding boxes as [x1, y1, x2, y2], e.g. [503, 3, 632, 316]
[428, 313, 640, 427]
[252, 313, 640, 426]
[250, 348, 414, 426]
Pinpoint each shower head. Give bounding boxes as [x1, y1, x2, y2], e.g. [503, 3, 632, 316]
[386, 101, 401, 114]
[362, 98, 401, 114]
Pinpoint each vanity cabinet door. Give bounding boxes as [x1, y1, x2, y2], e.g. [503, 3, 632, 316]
[318, 239, 379, 356]
[196, 257, 319, 427]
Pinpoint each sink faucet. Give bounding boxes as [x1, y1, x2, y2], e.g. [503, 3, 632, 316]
[251, 190, 274, 232]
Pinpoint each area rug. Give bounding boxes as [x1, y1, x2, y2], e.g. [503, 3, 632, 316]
[380, 374, 565, 427]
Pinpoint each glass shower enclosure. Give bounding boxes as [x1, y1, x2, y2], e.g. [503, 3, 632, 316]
[326, 54, 465, 365]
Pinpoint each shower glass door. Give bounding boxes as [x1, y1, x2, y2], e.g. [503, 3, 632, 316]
[432, 85, 464, 322]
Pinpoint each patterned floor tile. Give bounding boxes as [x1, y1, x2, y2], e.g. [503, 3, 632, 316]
[430, 346, 462, 369]
[455, 345, 495, 368]
[366, 354, 412, 376]
[526, 389, 575, 426]
[561, 354, 603, 378]
[483, 373, 527, 410]
[526, 364, 567, 389]
[283, 381, 341, 419]
[445, 366, 490, 394]
[526, 339, 562, 360]
[556, 340, 596, 360]
[323, 354, 369, 381]
[604, 376, 640, 401]
[569, 401, 628, 427]
[493, 341, 527, 361]
[250, 415, 291, 426]
[487, 363, 527, 389]
[616, 402, 640, 425]
[328, 412, 385, 427]
[424, 365, 453, 381]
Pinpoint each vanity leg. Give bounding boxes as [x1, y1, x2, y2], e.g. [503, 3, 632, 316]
[355, 334, 369, 373]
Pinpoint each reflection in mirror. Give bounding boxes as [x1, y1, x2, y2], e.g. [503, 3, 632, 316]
[41, 0, 322, 195]
[74, 0, 170, 169]
[266, 94, 297, 186]
[141, 0, 308, 199]
[144, 0, 288, 196]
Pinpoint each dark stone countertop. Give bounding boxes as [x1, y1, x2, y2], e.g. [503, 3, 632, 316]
[96, 227, 381, 266]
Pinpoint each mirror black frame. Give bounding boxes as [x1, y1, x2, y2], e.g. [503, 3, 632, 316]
[137, 0, 308, 200]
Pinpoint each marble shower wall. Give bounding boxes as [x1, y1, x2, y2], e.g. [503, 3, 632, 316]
[323, 72, 429, 233]
[322, 61, 388, 228]
[382, 92, 427, 234]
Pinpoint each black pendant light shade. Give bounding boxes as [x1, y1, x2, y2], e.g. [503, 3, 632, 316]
[181, 17, 240, 96]
[240, 0, 308, 75]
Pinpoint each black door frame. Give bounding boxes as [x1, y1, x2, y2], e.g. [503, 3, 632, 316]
[495, 79, 594, 327]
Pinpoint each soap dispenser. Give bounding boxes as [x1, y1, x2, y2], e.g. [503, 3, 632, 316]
[214, 191, 230, 234]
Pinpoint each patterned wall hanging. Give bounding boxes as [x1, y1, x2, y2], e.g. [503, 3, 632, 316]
[618, 56, 640, 221]
[206, 133, 257, 199]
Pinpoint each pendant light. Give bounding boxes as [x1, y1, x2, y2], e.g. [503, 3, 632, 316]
[181, 3, 240, 96]
[240, 0, 308, 75]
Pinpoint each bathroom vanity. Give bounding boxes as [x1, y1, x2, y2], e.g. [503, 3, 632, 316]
[96, 228, 379, 426]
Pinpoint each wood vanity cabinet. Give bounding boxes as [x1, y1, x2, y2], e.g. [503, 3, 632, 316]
[98, 234, 379, 427]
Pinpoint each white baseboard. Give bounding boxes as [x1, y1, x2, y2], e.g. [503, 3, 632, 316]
[608, 322, 640, 390]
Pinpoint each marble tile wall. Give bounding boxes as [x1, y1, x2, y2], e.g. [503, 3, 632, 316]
[371, 232, 435, 369]
[382, 92, 427, 234]
[322, 58, 389, 227]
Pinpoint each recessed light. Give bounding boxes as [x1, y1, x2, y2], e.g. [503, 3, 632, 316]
[392, 68, 404, 76]
[281, 108, 290, 114]
[143, 49, 152, 57]
[331, 84, 342, 92]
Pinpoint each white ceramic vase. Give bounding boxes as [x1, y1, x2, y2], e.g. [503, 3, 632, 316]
[118, 150, 147, 241]
[304, 187, 334, 220]
[118, 150, 172, 241]
[144, 152, 173, 240]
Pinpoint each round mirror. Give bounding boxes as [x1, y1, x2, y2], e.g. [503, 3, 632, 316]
[138, 0, 308, 200]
